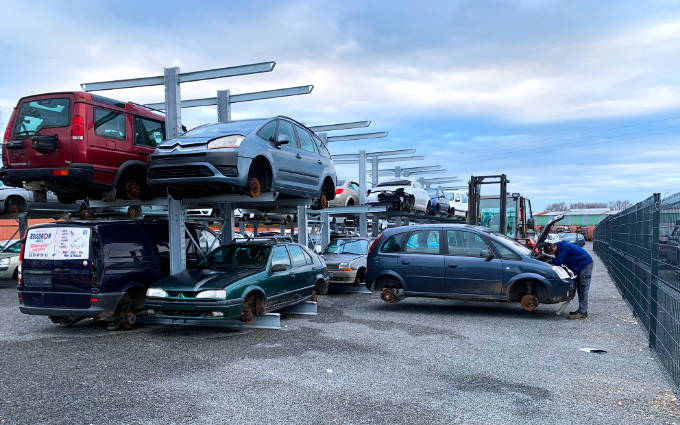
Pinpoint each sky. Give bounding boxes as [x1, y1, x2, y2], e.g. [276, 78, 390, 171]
[1, 0, 680, 211]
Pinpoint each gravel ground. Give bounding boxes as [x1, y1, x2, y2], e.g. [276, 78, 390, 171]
[0, 242, 678, 424]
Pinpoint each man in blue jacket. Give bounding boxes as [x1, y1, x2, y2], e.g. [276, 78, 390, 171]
[543, 241, 594, 319]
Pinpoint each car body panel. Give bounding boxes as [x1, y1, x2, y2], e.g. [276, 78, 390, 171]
[366, 178, 429, 212]
[426, 187, 452, 216]
[366, 224, 575, 306]
[1, 91, 164, 198]
[321, 237, 370, 285]
[148, 116, 336, 200]
[145, 241, 326, 321]
[330, 180, 360, 207]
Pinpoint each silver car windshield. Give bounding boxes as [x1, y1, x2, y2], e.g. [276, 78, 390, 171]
[324, 239, 368, 255]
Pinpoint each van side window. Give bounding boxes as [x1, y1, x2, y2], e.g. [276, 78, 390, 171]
[276, 120, 298, 148]
[134, 117, 165, 147]
[258, 120, 277, 142]
[312, 134, 331, 158]
[99, 225, 152, 268]
[94, 108, 126, 141]
[295, 126, 318, 153]
[381, 233, 407, 252]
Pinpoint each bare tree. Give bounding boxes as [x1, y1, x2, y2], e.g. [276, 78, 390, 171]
[608, 200, 632, 210]
[569, 202, 608, 209]
[545, 202, 568, 211]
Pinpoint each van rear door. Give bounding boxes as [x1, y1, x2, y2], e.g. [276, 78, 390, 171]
[22, 225, 93, 308]
[6, 94, 74, 169]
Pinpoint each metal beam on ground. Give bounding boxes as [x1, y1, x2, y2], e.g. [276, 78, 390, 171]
[145, 85, 314, 110]
[308, 121, 370, 132]
[81, 61, 276, 91]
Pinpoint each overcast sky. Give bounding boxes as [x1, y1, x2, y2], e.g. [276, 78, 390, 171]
[2, 0, 679, 210]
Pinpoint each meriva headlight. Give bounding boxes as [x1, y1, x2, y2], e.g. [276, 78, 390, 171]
[552, 266, 570, 279]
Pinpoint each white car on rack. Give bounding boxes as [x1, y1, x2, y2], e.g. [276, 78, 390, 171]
[366, 178, 430, 213]
[443, 190, 469, 219]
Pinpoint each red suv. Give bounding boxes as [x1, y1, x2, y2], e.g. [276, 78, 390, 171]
[1, 92, 165, 203]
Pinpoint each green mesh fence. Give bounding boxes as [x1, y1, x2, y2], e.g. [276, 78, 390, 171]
[594, 193, 680, 390]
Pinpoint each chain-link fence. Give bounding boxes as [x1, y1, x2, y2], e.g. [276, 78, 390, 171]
[594, 193, 680, 390]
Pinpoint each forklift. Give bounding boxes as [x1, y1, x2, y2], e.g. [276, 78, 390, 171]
[467, 174, 536, 245]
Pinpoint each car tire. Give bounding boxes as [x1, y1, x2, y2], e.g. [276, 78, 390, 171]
[427, 202, 432, 215]
[241, 292, 265, 323]
[520, 294, 539, 312]
[5, 196, 26, 216]
[118, 176, 149, 201]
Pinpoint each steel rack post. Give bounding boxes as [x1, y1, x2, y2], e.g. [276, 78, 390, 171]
[394, 165, 401, 178]
[371, 157, 379, 186]
[320, 211, 330, 249]
[297, 206, 308, 247]
[217, 89, 231, 122]
[164, 67, 182, 139]
[168, 197, 186, 274]
[359, 213, 368, 237]
[220, 203, 234, 243]
[359, 150, 367, 205]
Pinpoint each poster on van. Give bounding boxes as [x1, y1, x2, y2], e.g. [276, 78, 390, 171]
[25, 227, 91, 260]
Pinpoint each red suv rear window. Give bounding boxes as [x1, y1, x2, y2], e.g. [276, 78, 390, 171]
[13, 97, 71, 138]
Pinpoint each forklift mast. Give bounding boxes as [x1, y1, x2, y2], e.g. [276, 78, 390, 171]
[467, 174, 535, 242]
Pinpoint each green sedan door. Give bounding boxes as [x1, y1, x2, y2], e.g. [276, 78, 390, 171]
[267, 245, 296, 305]
[286, 244, 316, 303]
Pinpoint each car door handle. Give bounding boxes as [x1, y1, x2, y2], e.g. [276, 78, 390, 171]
[317, 160, 322, 164]
[401, 260, 410, 265]
[296, 153, 302, 159]
[448, 264, 458, 268]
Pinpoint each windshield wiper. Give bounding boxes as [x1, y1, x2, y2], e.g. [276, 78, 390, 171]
[14, 130, 36, 136]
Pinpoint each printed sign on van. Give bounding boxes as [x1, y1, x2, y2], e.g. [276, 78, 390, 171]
[25, 227, 90, 260]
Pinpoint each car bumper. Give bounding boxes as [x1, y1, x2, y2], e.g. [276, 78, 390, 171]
[145, 297, 244, 320]
[546, 278, 576, 303]
[0, 164, 99, 190]
[147, 151, 249, 191]
[18, 291, 122, 318]
[366, 192, 404, 210]
[328, 269, 358, 285]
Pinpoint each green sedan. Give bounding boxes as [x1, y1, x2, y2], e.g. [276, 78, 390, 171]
[145, 239, 329, 323]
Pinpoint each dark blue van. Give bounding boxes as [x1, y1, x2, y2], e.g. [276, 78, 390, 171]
[18, 220, 217, 329]
[365, 224, 575, 311]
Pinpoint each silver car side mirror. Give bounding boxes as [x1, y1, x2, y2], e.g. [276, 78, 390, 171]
[276, 134, 290, 147]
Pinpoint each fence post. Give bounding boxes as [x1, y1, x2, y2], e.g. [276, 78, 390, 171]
[649, 193, 660, 349]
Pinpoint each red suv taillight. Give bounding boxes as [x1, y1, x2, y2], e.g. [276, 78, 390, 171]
[368, 233, 383, 255]
[3, 123, 10, 142]
[336, 188, 344, 195]
[72, 115, 84, 140]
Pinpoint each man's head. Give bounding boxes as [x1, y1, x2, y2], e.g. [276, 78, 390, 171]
[543, 242, 557, 255]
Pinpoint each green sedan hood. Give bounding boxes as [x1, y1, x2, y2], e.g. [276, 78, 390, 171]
[154, 268, 265, 291]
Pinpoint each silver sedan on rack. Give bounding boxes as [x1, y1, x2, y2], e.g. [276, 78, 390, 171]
[321, 237, 371, 287]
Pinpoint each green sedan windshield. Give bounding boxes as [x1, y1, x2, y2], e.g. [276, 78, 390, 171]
[200, 245, 271, 269]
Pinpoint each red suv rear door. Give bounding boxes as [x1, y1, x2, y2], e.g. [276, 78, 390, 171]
[6, 94, 74, 169]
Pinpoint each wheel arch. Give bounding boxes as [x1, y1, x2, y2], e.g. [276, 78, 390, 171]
[506, 275, 551, 303]
[247, 155, 274, 191]
[370, 271, 405, 291]
[113, 160, 148, 187]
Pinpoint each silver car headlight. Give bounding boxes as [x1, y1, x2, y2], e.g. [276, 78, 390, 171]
[207, 135, 244, 149]
[552, 266, 570, 280]
[0, 258, 10, 268]
[196, 289, 227, 299]
[146, 288, 168, 298]
[339, 262, 353, 270]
